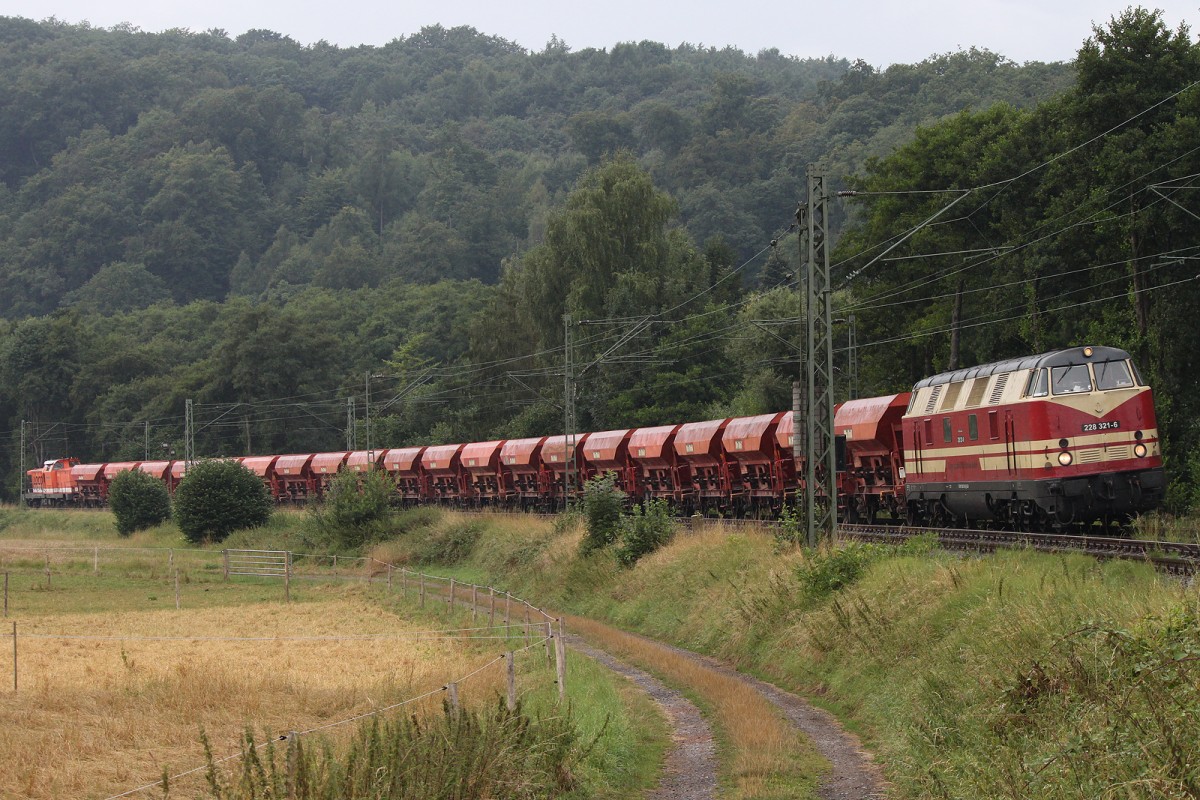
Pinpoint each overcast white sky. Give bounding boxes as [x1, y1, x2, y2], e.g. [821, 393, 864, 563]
[3, 1, 1197, 66]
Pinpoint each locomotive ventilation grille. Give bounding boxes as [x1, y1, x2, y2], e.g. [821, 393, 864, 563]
[925, 385, 943, 414]
[1106, 445, 1131, 460]
[1077, 448, 1103, 464]
[988, 374, 1009, 405]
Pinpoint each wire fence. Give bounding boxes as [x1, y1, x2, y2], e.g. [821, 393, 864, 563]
[0, 542, 566, 800]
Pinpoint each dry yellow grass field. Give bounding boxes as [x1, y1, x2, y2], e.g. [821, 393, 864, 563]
[1, 586, 516, 799]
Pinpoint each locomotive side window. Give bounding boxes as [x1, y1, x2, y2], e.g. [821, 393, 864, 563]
[988, 410, 999, 440]
[924, 419, 933, 445]
[1026, 368, 1049, 397]
[1094, 360, 1135, 390]
[1051, 365, 1092, 395]
[968, 414, 979, 441]
[942, 418, 952, 443]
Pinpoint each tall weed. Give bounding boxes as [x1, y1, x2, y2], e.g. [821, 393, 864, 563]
[202, 700, 585, 799]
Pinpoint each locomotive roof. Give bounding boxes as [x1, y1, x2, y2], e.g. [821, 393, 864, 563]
[912, 345, 1132, 390]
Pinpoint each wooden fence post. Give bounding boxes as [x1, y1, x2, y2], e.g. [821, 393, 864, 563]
[489, 587, 496, 628]
[447, 682, 460, 716]
[471, 584, 478, 623]
[554, 620, 567, 703]
[419, 573, 426, 608]
[449, 578, 456, 613]
[544, 621, 553, 668]
[506, 651, 516, 711]
[223, 550, 229, 581]
[387, 564, 393, 592]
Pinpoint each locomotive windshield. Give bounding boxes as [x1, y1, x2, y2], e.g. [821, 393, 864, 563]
[1095, 360, 1135, 390]
[1051, 364, 1092, 395]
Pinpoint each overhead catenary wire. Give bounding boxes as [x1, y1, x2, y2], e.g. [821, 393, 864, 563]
[832, 78, 1200, 312]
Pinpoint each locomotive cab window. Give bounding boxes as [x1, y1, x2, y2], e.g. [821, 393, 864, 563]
[1094, 360, 1135, 391]
[1130, 360, 1145, 386]
[1052, 364, 1092, 395]
[1025, 368, 1049, 397]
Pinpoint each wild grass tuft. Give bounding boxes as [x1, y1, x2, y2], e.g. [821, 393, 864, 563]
[205, 701, 586, 800]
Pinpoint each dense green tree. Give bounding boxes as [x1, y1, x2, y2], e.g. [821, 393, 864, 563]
[173, 459, 272, 543]
[107, 468, 171, 535]
[59, 261, 171, 314]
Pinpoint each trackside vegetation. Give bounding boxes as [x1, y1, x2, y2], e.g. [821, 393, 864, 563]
[376, 510, 1200, 799]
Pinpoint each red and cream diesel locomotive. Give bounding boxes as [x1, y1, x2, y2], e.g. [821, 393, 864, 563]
[23, 345, 1166, 531]
[901, 345, 1164, 528]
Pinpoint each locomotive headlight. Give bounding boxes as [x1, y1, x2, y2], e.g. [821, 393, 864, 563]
[1058, 451, 1074, 466]
[1134, 443, 1148, 458]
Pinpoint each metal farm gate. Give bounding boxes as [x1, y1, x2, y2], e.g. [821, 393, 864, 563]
[223, 549, 291, 601]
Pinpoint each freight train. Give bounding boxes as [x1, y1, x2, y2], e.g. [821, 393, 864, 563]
[24, 345, 1166, 531]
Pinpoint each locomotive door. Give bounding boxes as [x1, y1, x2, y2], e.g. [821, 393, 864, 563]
[909, 421, 923, 476]
[1003, 411, 1018, 476]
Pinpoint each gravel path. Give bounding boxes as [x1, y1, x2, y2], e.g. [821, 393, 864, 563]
[566, 634, 718, 800]
[571, 625, 888, 799]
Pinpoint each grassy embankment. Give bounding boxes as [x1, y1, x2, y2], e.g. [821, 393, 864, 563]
[374, 510, 1200, 800]
[0, 507, 668, 799]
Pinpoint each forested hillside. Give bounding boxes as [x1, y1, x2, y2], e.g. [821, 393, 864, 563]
[4, 9, 1197, 509]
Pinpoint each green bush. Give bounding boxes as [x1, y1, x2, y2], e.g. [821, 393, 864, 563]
[773, 503, 803, 550]
[580, 474, 625, 556]
[309, 468, 395, 548]
[616, 498, 675, 567]
[173, 459, 272, 544]
[107, 468, 171, 536]
[795, 543, 881, 603]
[413, 521, 483, 565]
